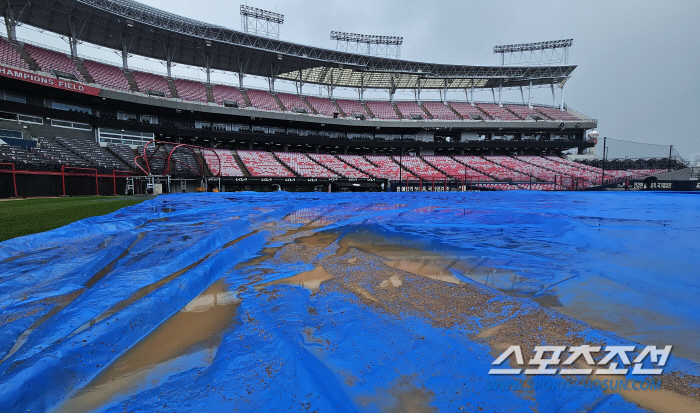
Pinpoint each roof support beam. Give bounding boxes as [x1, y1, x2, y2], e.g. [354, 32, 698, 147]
[528, 80, 532, 106]
[4, 4, 16, 41]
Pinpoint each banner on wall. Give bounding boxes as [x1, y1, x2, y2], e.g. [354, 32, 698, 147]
[0, 65, 101, 96]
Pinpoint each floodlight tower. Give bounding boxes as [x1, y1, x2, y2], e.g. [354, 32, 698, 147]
[493, 39, 573, 66]
[494, 39, 574, 109]
[240, 5, 284, 39]
[331, 31, 403, 58]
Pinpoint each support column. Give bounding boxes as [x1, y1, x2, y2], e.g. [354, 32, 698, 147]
[359, 72, 364, 101]
[443, 79, 448, 103]
[416, 78, 421, 103]
[470, 80, 475, 105]
[520, 86, 524, 105]
[551, 83, 556, 107]
[4, 5, 16, 41]
[491, 88, 496, 104]
[165, 46, 175, 78]
[269, 64, 275, 93]
[559, 84, 565, 110]
[298, 68, 303, 95]
[121, 39, 129, 70]
[68, 19, 78, 58]
[498, 82, 502, 105]
[528, 80, 532, 107]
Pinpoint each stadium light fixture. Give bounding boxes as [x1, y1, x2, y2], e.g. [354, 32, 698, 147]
[240, 5, 284, 24]
[331, 31, 403, 45]
[494, 39, 573, 54]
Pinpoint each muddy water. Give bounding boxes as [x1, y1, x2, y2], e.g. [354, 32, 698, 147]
[270, 227, 700, 413]
[53, 279, 240, 413]
[256, 266, 332, 293]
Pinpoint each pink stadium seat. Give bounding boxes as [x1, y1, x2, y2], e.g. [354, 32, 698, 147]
[422, 102, 459, 120]
[212, 84, 247, 107]
[365, 155, 416, 180]
[174, 78, 208, 103]
[453, 156, 530, 181]
[277, 93, 311, 112]
[448, 102, 487, 120]
[237, 150, 294, 177]
[485, 156, 557, 182]
[305, 96, 339, 117]
[337, 155, 383, 177]
[246, 89, 283, 111]
[202, 149, 244, 177]
[336, 99, 369, 118]
[83, 60, 130, 91]
[505, 105, 543, 120]
[422, 156, 492, 180]
[535, 106, 582, 121]
[366, 101, 399, 120]
[131, 70, 171, 97]
[24, 44, 84, 81]
[477, 103, 520, 120]
[392, 156, 446, 179]
[0, 38, 29, 70]
[516, 156, 608, 185]
[274, 152, 338, 177]
[395, 101, 425, 119]
[307, 154, 368, 178]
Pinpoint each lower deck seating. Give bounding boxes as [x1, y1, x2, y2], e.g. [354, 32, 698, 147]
[107, 143, 138, 169]
[485, 156, 557, 182]
[56, 136, 126, 170]
[202, 149, 244, 177]
[453, 156, 530, 181]
[422, 156, 492, 180]
[307, 154, 368, 178]
[393, 156, 446, 179]
[365, 155, 416, 180]
[274, 152, 337, 177]
[237, 150, 294, 177]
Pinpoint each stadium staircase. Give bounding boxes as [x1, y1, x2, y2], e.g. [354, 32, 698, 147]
[166, 78, 179, 99]
[420, 103, 434, 120]
[271, 152, 299, 177]
[74, 59, 95, 84]
[333, 101, 346, 117]
[475, 105, 492, 120]
[123, 71, 139, 92]
[503, 106, 524, 120]
[231, 151, 251, 177]
[445, 103, 465, 120]
[272, 94, 286, 111]
[205, 84, 215, 103]
[362, 102, 375, 118]
[13, 42, 39, 70]
[391, 103, 403, 119]
[240, 89, 253, 107]
[301, 96, 319, 114]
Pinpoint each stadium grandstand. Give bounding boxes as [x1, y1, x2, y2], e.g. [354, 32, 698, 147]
[0, 0, 688, 196]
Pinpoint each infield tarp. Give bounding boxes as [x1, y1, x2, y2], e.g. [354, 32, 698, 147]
[0, 192, 698, 412]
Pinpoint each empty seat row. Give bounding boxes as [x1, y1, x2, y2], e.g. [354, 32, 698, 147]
[307, 154, 368, 178]
[237, 150, 294, 177]
[274, 152, 338, 177]
[202, 149, 244, 177]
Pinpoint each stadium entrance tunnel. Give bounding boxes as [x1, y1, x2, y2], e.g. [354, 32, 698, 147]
[1, 192, 699, 412]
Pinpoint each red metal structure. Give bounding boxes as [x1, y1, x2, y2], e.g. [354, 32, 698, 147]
[134, 141, 222, 177]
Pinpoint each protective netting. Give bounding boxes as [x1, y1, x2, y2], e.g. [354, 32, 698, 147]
[0, 192, 699, 412]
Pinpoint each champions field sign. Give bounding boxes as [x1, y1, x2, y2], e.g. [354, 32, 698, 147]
[0, 65, 100, 96]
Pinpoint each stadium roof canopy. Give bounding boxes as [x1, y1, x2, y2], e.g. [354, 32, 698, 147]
[2, 0, 577, 90]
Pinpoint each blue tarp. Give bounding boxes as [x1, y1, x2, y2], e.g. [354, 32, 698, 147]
[0, 192, 698, 412]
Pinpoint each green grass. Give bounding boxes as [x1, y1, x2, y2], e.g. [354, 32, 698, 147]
[0, 196, 147, 242]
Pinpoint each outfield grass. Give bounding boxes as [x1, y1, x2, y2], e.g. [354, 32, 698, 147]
[0, 196, 147, 242]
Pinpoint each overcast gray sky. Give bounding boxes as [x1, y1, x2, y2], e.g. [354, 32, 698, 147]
[16, 0, 700, 158]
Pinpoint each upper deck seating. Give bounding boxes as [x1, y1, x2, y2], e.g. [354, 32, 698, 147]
[477, 103, 521, 120]
[336, 99, 369, 118]
[449, 102, 488, 120]
[535, 106, 582, 121]
[173, 78, 208, 103]
[395, 101, 425, 119]
[24, 44, 83, 81]
[277, 93, 310, 112]
[304, 96, 338, 117]
[0, 37, 29, 70]
[246, 89, 283, 112]
[83, 60, 130, 91]
[211, 84, 247, 107]
[422, 102, 459, 120]
[132, 71, 171, 98]
[366, 101, 399, 120]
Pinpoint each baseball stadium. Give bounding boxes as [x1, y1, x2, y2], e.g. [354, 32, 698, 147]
[0, 1, 698, 412]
